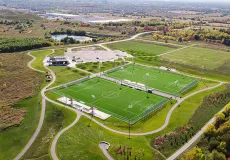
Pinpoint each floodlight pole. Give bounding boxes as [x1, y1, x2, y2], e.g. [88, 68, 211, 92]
[146, 73, 149, 98]
[99, 61, 102, 77]
[132, 54, 135, 73]
[88, 95, 95, 127]
[128, 105, 133, 139]
[129, 118, 131, 139]
[65, 85, 67, 105]
[120, 67, 124, 90]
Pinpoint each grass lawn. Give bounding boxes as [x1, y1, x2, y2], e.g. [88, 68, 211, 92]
[76, 60, 125, 73]
[52, 48, 66, 56]
[56, 117, 156, 160]
[106, 64, 198, 96]
[161, 47, 230, 70]
[47, 79, 218, 133]
[54, 84, 226, 160]
[53, 78, 168, 124]
[0, 78, 45, 160]
[31, 50, 53, 72]
[105, 41, 175, 56]
[89, 80, 218, 133]
[144, 84, 227, 156]
[21, 102, 76, 160]
[48, 66, 88, 88]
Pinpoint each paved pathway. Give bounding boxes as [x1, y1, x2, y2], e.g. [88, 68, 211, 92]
[68, 31, 158, 52]
[50, 110, 82, 160]
[16, 32, 228, 160]
[14, 50, 55, 160]
[99, 142, 114, 160]
[97, 44, 112, 51]
[46, 81, 224, 160]
[46, 31, 227, 159]
[168, 101, 229, 160]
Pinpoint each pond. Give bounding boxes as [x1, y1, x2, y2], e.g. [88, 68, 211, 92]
[51, 34, 92, 42]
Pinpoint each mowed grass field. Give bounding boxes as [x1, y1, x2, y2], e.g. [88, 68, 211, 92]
[105, 41, 175, 56]
[106, 64, 198, 95]
[161, 47, 230, 70]
[30, 49, 53, 71]
[54, 78, 168, 123]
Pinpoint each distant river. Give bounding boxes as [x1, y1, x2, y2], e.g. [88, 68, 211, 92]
[51, 34, 92, 42]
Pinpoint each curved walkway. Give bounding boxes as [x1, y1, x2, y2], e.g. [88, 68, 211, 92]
[47, 81, 225, 160]
[50, 110, 82, 160]
[15, 32, 228, 160]
[99, 142, 114, 160]
[168, 101, 229, 160]
[83, 82, 224, 136]
[47, 32, 227, 159]
[14, 50, 54, 160]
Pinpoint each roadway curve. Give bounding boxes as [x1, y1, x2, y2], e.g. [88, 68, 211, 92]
[48, 32, 227, 159]
[15, 32, 227, 160]
[48, 80, 225, 159]
[14, 50, 54, 160]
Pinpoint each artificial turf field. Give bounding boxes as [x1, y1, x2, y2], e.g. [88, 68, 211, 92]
[105, 64, 198, 96]
[54, 78, 168, 123]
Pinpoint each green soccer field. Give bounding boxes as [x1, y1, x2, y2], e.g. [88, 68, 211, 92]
[54, 78, 168, 123]
[105, 64, 198, 96]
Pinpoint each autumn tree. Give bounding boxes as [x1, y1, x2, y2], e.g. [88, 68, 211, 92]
[182, 147, 205, 160]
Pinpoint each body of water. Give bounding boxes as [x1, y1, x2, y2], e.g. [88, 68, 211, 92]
[51, 34, 92, 42]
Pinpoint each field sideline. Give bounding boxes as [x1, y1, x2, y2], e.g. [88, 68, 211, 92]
[105, 64, 198, 96]
[53, 78, 168, 123]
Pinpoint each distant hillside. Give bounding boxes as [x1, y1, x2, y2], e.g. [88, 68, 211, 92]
[0, 9, 42, 21]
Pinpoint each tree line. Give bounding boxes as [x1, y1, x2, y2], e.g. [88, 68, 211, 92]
[0, 38, 51, 53]
[51, 29, 86, 36]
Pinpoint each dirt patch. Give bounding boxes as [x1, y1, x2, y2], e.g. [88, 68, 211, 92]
[0, 53, 41, 130]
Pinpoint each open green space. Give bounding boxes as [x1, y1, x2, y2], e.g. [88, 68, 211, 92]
[53, 78, 168, 124]
[55, 84, 226, 160]
[76, 60, 125, 73]
[161, 47, 230, 70]
[105, 64, 198, 96]
[105, 41, 175, 56]
[21, 102, 76, 160]
[52, 48, 66, 56]
[57, 117, 156, 160]
[145, 84, 227, 157]
[31, 49, 53, 71]
[46, 79, 217, 134]
[48, 66, 87, 88]
[0, 78, 45, 160]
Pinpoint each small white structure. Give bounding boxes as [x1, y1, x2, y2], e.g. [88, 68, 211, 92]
[57, 97, 111, 120]
[160, 66, 177, 73]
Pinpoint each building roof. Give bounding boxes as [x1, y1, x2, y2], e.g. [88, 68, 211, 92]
[49, 56, 68, 62]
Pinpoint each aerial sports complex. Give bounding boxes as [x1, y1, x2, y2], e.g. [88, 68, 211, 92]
[51, 63, 199, 124]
